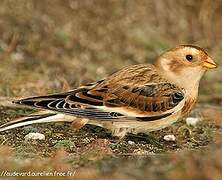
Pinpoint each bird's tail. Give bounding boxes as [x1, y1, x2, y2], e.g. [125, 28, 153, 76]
[0, 111, 76, 132]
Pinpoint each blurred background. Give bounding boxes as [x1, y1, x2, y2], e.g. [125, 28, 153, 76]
[0, 0, 221, 103]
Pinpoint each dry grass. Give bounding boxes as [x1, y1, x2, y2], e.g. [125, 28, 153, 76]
[0, 0, 222, 179]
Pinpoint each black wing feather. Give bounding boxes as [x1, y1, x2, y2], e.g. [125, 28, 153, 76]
[14, 89, 124, 120]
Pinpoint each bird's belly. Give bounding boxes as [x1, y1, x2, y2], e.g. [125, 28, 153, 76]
[88, 112, 181, 135]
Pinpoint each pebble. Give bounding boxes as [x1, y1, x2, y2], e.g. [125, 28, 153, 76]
[10, 52, 24, 62]
[128, 140, 135, 145]
[186, 117, 200, 126]
[163, 134, 176, 142]
[133, 148, 150, 155]
[24, 132, 45, 141]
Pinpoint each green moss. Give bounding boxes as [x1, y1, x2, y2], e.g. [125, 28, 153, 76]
[54, 140, 76, 152]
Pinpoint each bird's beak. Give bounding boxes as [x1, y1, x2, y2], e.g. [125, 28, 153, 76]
[203, 57, 217, 69]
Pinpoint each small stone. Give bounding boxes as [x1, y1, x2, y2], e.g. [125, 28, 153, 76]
[10, 52, 24, 61]
[186, 117, 200, 126]
[163, 134, 176, 142]
[25, 132, 45, 141]
[128, 140, 135, 145]
[133, 148, 150, 155]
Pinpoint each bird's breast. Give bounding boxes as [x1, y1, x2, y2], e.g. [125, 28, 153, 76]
[181, 97, 197, 116]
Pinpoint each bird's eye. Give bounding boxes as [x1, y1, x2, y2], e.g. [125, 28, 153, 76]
[185, 54, 193, 61]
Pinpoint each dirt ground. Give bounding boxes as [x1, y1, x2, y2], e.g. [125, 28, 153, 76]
[0, 1, 222, 179]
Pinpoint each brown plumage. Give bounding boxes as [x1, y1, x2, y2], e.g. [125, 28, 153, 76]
[0, 45, 217, 138]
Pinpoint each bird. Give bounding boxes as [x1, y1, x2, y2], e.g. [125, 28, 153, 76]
[0, 45, 217, 138]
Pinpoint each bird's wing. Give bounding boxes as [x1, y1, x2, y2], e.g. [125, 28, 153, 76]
[14, 64, 185, 121]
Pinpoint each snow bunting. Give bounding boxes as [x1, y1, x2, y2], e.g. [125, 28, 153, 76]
[0, 45, 217, 138]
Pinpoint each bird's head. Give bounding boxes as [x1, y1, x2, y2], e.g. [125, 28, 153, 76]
[155, 45, 217, 91]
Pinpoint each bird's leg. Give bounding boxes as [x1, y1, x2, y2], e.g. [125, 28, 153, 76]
[71, 118, 89, 130]
[111, 127, 129, 144]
